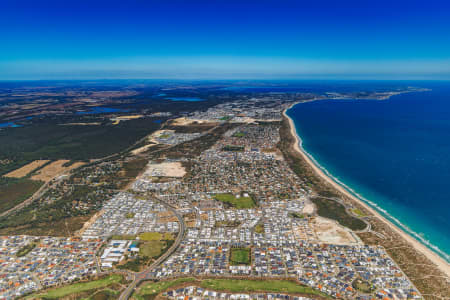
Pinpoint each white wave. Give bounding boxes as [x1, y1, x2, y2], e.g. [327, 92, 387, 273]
[286, 107, 450, 264]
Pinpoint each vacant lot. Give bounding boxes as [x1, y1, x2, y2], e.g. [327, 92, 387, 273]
[352, 279, 374, 293]
[145, 161, 186, 177]
[254, 223, 264, 234]
[230, 248, 251, 265]
[132, 232, 175, 260]
[138, 232, 174, 241]
[31, 160, 85, 182]
[4, 160, 49, 178]
[214, 193, 255, 209]
[140, 240, 166, 258]
[313, 216, 359, 245]
[16, 241, 37, 257]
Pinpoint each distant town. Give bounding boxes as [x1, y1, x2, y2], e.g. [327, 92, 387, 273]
[0, 82, 447, 300]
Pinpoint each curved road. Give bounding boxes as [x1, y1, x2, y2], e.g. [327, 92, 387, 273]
[118, 198, 186, 300]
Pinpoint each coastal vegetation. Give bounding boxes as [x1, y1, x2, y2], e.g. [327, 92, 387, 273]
[311, 197, 366, 231]
[278, 118, 366, 231]
[2, 83, 448, 299]
[351, 208, 367, 217]
[279, 116, 450, 298]
[357, 217, 450, 298]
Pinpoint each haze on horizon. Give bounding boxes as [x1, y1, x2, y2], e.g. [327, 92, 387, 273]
[1, 0, 450, 80]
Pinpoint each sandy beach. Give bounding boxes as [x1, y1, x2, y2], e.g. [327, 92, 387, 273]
[283, 104, 450, 277]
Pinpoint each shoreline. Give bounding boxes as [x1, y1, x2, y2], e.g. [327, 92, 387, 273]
[283, 103, 450, 277]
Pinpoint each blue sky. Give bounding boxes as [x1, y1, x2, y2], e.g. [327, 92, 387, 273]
[1, 0, 450, 79]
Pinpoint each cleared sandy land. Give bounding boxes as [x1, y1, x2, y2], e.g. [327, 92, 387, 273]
[186, 220, 197, 228]
[145, 162, 186, 178]
[158, 215, 179, 223]
[172, 117, 212, 126]
[111, 115, 143, 125]
[312, 216, 360, 245]
[76, 210, 102, 236]
[264, 149, 285, 160]
[157, 211, 175, 218]
[4, 160, 50, 178]
[31, 160, 85, 182]
[302, 201, 315, 215]
[131, 143, 157, 155]
[61, 122, 101, 126]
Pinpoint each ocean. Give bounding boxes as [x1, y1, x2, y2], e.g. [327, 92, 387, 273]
[286, 82, 450, 263]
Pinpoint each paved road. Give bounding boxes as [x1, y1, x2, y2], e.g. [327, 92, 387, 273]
[118, 198, 186, 300]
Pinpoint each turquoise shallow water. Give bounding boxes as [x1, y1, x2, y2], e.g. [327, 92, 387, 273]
[287, 83, 450, 263]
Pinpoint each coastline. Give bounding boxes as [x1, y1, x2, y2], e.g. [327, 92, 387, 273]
[283, 103, 450, 277]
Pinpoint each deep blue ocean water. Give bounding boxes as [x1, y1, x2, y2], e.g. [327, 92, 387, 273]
[287, 83, 450, 262]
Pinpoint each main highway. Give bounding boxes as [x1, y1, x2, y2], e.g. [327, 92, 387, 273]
[118, 197, 186, 300]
